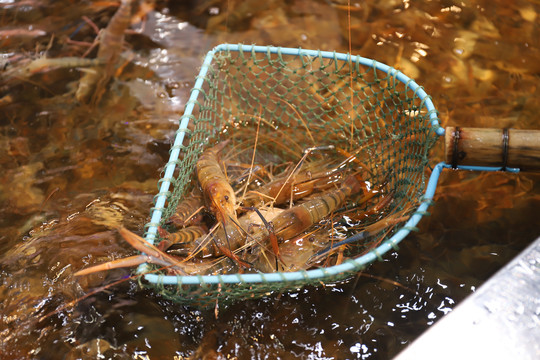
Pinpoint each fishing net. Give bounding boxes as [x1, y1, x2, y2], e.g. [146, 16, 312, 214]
[139, 44, 441, 308]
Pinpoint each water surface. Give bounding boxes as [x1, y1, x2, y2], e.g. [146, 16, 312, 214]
[0, 0, 539, 358]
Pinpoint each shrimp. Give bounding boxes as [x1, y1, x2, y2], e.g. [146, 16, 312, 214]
[168, 208, 284, 261]
[76, 0, 133, 104]
[255, 194, 403, 272]
[163, 149, 247, 261]
[196, 140, 238, 224]
[3, 56, 104, 79]
[259, 174, 364, 242]
[157, 225, 207, 251]
[74, 227, 215, 276]
[192, 140, 252, 264]
[244, 174, 366, 270]
[169, 223, 245, 258]
[242, 162, 345, 207]
[166, 189, 205, 228]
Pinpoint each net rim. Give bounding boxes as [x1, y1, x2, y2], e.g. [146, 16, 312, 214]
[138, 43, 444, 286]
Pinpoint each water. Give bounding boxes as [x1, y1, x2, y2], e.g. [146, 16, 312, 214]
[0, 0, 539, 358]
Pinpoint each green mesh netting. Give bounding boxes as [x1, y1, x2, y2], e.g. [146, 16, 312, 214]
[140, 45, 439, 308]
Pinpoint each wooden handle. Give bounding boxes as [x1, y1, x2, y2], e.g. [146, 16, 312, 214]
[445, 127, 540, 172]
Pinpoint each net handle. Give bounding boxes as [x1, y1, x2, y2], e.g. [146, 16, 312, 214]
[445, 127, 540, 172]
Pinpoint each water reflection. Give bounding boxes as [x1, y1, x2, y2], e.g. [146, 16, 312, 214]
[0, 0, 539, 358]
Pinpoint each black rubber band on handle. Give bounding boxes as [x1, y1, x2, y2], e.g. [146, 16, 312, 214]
[501, 128, 509, 171]
[452, 127, 461, 169]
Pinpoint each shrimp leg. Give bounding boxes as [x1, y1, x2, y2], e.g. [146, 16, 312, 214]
[213, 241, 252, 269]
[74, 254, 159, 276]
[74, 227, 189, 276]
[117, 227, 189, 274]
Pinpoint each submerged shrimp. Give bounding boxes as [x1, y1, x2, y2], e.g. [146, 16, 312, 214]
[157, 225, 207, 251]
[76, 0, 133, 104]
[3, 56, 104, 79]
[167, 189, 205, 228]
[74, 227, 215, 276]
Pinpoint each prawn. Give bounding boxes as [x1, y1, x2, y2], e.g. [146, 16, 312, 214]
[194, 140, 254, 265]
[170, 223, 245, 259]
[245, 174, 366, 271]
[157, 225, 207, 251]
[76, 0, 133, 104]
[260, 174, 365, 242]
[166, 189, 205, 228]
[255, 194, 402, 272]
[242, 162, 345, 207]
[74, 227, 215, 276]
[3, 56, 104, 79]
[168, 208, 284, 263]
[196, 140, 238, 224]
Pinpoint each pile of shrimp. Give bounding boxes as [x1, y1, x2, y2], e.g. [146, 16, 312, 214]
[75, 133, 409, 278]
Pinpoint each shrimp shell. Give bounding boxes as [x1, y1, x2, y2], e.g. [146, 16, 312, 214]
[167, 189, 204, 228]
[264, 174, 363, 241]
[76, 0, 133, 104]
[158, 226, 207, 251]
[242, 165, 345, 207]
[74, 227, 214, 276]
[196, 141, 238, 223]
[4, 57, 104, 79]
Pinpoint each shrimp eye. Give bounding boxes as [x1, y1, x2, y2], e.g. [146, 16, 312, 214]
[224, 195, 229, 201]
